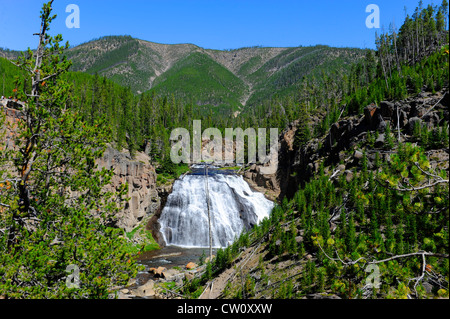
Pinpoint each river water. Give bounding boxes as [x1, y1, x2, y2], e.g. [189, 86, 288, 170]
[136, 165, 273, 284]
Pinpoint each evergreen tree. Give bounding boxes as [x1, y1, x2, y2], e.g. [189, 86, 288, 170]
[0, 1, 139, 298]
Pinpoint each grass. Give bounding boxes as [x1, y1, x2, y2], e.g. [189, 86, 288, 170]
[156, 163, 190, 187]
[218, 166, 241, 171]
[123, 221, 160, 254]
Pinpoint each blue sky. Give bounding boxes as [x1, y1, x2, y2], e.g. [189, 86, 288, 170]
[0, 0, 442, 51]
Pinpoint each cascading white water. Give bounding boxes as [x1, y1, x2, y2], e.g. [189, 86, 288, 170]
[158, 172, 273, 248]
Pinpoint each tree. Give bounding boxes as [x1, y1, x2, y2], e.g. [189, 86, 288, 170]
[0, 1, 139, 298]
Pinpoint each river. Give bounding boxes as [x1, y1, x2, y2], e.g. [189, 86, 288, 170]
[135, 164, 273, 284]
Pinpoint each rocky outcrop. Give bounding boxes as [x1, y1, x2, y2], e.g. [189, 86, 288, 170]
[1, 99, 162, 233]
[97, 146, 161, 233]
[245, 88, 449, 201]
[147, 183, 173, 247]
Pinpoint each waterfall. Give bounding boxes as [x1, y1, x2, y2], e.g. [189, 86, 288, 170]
[158, 169, 273, 248]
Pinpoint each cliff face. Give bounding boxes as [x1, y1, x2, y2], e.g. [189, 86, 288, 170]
[244, 88, 449, 201]
[1, 99, 161, 233]
[97, 146, 161, 233]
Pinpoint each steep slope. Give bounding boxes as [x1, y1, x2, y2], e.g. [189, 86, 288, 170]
[244, 45, 364, 106]
[66, 36, 157, 93]
[150, 52, 247, 110]
[62, 36, 365, 108]
[2, 36, 365, 109]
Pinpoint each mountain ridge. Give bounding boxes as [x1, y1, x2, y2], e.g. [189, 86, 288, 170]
[0, 35, 366, 108]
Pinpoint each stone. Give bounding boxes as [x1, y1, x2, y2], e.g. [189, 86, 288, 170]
[95, 146, 160, 233]
[152, 266, 166, 278]
[380, 101, 395, 118]
[375, 134, 385, 148]
[422, 112, 440, 128]
[186, 262, 198, 270]
[244, 171, 254, 180]
[422, 281, 433, 295]
[330, 122, 341, 140]
[345, 170, 354, 182]
[354, 150, 364, 160]
[131, 280, 155, 298]
[185, 272, 195, 281]
[408, 117, 422, 134]
[162, 268, 180, 281]
[337, 164, 346, 172]
[410, 102, 425, 118]
[364, 105, 378, 127]
[117, 291, 135, 299]
[376, 114, 387, 132]
[295, 236, 303, 243]
[127, 278, 136, 287]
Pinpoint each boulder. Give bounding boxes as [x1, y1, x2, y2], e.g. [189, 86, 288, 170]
[375, 134, 385, 148]
[185, 272, 195, 281]
[6, 99, 23, 110]
[150, 266, 166, 278]
[330, 122, 341, 140]
[408, 117, 422, 134]
[162, 268, 181, 281]
[380, 101, 395, 118]
[186, 262, 198, 270]
[345, 170, 354, 182]
[354, 150, 364, 160]
[376, 114, 387, 132]
[364, 105, 379, 127]
[422, 281, 433, 295]
[131, 280, 155, 298]
[422, 112, 440, 129]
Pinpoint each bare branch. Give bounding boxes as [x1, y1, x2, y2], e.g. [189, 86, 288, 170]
[414, 162, 445, 180]
[393, 179, 449, 192]
[367, 251, 448, 264]
[421, 93, 447, 119]
[413, 253, 426, 297]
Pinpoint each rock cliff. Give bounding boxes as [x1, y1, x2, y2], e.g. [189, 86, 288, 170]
[1, 99, 162, 233]
[97, 146, 161, 232]
[244, 88, 449, 201]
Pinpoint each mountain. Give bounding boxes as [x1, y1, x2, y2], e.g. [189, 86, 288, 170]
[61, 36, 366, 109]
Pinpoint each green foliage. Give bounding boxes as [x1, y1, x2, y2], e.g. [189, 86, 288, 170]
[0, 2, 140, 298]
[151, 52, 246, 111]
[0, 57, 27, 98]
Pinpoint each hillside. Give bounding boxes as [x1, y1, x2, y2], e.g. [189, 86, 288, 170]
[60, 36, 366, 109]
[148, 46, 449, 300]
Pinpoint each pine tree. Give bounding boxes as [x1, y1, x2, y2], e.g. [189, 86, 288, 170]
[0, 1, 139, 298]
